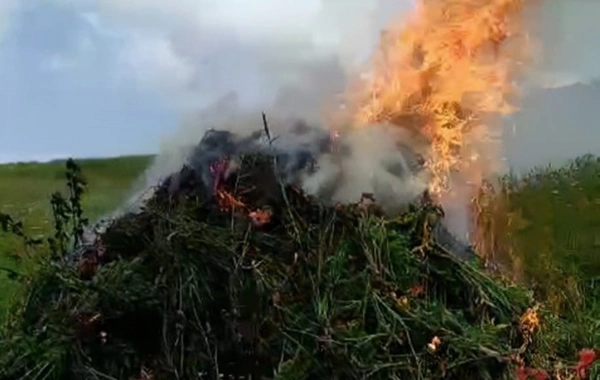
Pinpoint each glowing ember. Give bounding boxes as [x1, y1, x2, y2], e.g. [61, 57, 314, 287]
[249, 209, 272, 227]
[216, 189, 246, 212]
[211, 158, 272, 228]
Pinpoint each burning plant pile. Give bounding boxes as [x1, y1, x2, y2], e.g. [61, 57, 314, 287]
[0, 126, 591, 380]
[2, 0, 599, 378]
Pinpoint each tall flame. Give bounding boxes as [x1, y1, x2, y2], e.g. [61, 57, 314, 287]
[349, 0, 535, 241]
[352, 0, 532, 192]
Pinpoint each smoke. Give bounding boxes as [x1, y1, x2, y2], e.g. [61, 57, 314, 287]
[79, 0, 414, 111]
[303, 124, 430, 209]
[91, 0, 427, 213]
[129, 97, 430, 214]
[92, 0, 600, 237]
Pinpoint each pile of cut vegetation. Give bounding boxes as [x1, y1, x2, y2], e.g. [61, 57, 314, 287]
[0, 131, 589, 379]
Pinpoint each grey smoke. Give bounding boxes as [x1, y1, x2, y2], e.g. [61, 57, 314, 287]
[92, 0, 600, 236]
[125, 101, 430, 215]
[99, 0, 426, 214]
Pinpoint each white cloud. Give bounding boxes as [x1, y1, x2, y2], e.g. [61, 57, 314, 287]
[80, 11, 118, 38]
[40, 54, 77, 71]
[50, 0, 414, 110]
[43, 0, 600, 112]
[65, 0, 600, 108]
[39, 28, 97, 72]
[0, 0, 20, 42]
[117, 33, 197, 105]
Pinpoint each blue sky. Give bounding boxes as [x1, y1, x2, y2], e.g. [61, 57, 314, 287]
[0, 0, 599, 165]
[0, 0, 413, 162]
[0, 2, 179, 161]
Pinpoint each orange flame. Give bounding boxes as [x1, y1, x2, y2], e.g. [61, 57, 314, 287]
[351, 0, 534, 197]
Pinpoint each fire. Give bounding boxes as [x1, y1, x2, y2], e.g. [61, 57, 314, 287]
[351, 0, 532, 195]
[347, 0, 536, 245]
[211, 158, 272, 227]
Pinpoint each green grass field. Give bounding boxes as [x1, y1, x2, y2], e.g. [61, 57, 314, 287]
[479, 155, 600, 317]
[1, 153, 600, 322]
[0, 155, 153, 313]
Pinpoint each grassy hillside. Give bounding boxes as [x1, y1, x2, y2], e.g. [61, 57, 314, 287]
[477, 155, 600, 318]
[1, 154, 600, 377]
[0, 153, 590, 379]
[0, 155, 153, 312]
[1, 153, 600, 324]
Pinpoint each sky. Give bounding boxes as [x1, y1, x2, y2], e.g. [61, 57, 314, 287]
[0, 0, 413, 162]
[0, 1, 175, 161]
[0, 0, 599, 166]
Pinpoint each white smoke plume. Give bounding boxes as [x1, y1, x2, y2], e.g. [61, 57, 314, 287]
[86, 0, 429, 213]
[78, 0, 600, 229]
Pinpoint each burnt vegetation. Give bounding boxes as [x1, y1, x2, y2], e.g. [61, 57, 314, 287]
[0, 127, 597, 379]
